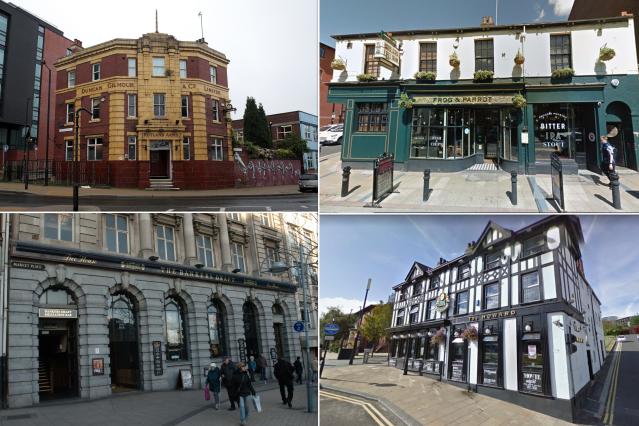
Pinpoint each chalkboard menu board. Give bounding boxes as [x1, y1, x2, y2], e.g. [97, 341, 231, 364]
[238, 339, 247, 363]
[371, 153, 394, 206]
[522, 370, 543, 394]
[179, 368, 193, 390]
[550, 153, 565, 211]
[451, 361, 464, 381]
[152, 341, 163, 376]
[483, 364, 498, 386]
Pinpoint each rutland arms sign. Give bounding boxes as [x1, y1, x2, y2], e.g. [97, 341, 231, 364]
[374, 31, 400, 68]
[413, 95, 514, 106]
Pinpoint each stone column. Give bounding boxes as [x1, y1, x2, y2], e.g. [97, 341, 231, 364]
[139, 213, 154, 258]
[182, 213, 197, 266]
[218, 215, 233, 272]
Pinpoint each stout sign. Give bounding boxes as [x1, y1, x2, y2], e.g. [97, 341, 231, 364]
[451, 361, 464, 381]
[522, 370, 543, 393]
[483, 364, 498, 385]
[550, 153, 565, 211]
[370, 153, 395, 206]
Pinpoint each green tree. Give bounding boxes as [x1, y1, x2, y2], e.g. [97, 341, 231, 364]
[320, 307, 357, 352]
[630, 315, 639, 326]
[242, 97, 260, 145]
[257, 103, 272, 148]
[360, 303, 392, 354]
[277, 133, 310, 173]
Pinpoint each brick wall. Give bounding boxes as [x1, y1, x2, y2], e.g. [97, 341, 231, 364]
[320, 43, 344, 126]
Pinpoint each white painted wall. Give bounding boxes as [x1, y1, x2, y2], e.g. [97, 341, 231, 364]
[500, 277, 509, 307]
[503, 318, 518, 391]
[469, 324, 478, 385]
[542, 264, 557, 300]
[332, 18, 638, 82]
[548, 312, 571, 399]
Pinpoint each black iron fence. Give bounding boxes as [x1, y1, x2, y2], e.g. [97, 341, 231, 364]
[1, 160, 111, 187]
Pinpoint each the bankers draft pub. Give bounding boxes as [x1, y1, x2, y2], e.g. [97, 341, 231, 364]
[387, 216, 605, 422]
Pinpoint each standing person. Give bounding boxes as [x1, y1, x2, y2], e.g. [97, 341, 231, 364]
[273, 357, 295, 408]
[600, 135, 616, 186]
[205, 362, 222, 410]
[248, 355, 257, 382]
[311, 354, 318, 383]
[257, 353, 268, 383]
[220, 356, 237, 411]
[231, 362, 256, 426]
[293, 357, 303, 384]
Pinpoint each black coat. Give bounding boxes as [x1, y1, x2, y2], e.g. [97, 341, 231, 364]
[274, 359, 295, 384]
[231, 370, 256, 397]
[220, 362, 235, 386]
[294, 359, 303, 374]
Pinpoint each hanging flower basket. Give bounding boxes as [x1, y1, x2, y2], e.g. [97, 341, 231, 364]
[461, 326, 478, 341]
[357, 73, 377, 82]
[331, 58, 346, 70]
[512, 93, 527, 109]
[414, 71, 436, 82]
[473, 70, 494, 82]
[599, 45, 616, 62]
[430, 328, 447, 345]
[551, 67, 575, 80]
[398, 93, 414, 109]
[449, 52, 460, 68]
[514, 50, 525, 65]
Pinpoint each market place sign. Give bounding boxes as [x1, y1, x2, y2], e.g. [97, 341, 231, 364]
[468, 309, 517, 322]
[413, 95, 514, 106]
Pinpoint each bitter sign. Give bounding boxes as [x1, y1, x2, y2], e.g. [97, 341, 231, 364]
[324, 323, 340, 336]
[293, 321, 305, 332]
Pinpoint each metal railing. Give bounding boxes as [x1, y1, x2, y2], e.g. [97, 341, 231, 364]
[2, 160, 111, 187]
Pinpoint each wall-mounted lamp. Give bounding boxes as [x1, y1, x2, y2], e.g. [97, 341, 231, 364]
[195, 263, 204, 269]
[484, 327, 492, 335]
[553, 320, 564, 328]
[148, 255, 159, 262]
[524, 323, 532, 332]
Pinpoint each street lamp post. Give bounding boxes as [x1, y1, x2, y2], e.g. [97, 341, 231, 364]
[23, 97, 32, 190]
[349, 278, 372, 365]
[42, 61, 53, 186]
[73, 106, 93, 211]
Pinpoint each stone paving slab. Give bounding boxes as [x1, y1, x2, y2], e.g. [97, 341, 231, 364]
[320, 154, 639, 212]
[321, 363, 571, 426]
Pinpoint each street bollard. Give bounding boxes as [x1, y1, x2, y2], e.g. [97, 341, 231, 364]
[510, 170, 517, 205]
[423, 169, 431, 202]
[610, 171, 621, 210]
[341, 166, 351, 197]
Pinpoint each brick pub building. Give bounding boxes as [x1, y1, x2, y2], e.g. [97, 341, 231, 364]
[319, 42, 344, 126]
[54, 32, 233, 189]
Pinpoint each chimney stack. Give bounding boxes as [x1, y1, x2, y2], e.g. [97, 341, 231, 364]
[481, 16, 495, 28]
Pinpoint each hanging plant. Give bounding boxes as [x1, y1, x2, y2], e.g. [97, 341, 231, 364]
[512, 93, 527, 109]
[514, 50, 525, 65]
[357, 73, 377, 82]
[398, 93, 414, 109]
[331, 57, 346, 70]
[449, 52, 460, 68]
[599, 45, 616, 62]
[551, 67, 575, 79]
[430, 328, 447, 345]
[473, 70, 494, 82]
[414, 71, 436, 81]
[461, 325, 478, 341]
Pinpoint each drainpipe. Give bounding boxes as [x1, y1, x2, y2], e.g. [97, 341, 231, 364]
[0, 214, 10, 408]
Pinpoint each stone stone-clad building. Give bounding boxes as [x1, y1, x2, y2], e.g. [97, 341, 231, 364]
[387, 216, 604, 422]
[0, 213, 317, 408]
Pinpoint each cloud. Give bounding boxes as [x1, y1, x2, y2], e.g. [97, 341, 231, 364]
[320, 297, 366, 316]
[548, 0, 574, 17]
[534, 4, 546, 22]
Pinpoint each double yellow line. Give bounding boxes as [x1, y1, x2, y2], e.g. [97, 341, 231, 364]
[602, 342, 623, 425]
[320, 390, 395, 426]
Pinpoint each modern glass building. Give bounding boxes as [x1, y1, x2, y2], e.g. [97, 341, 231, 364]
[328, 15, 639, 174]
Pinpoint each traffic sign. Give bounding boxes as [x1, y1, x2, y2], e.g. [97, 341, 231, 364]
[324, 323, 340, 336]
[293, 321, 305, 332]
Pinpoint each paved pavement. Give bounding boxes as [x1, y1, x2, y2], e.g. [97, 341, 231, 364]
[321, 360, 572, 425]
[320, 144, 341, 158]
[0, 184, 317, 211]
[319, 153, 639, 212]
[603, 335, 639, 426]
[0, 381, 317, 426]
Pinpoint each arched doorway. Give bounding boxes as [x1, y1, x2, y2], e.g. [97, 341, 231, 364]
[108, 293, 140, 391]
[37, 287, 79, 400]
[272, 304, 287, 359]
[243, 301, 260, 361]
[207, 299, 228, 358]
[606, 101, 637, 170]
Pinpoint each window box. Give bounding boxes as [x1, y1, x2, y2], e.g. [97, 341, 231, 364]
[414, 71, 436, 82]
[473, 70, 494, 82]
[357, 73, 377, 82]
[551, 67, 574, 80]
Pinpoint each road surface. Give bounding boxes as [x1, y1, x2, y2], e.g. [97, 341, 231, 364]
[604, 334, 639, 425]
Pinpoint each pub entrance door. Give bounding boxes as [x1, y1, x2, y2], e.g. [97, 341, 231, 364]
[475, 109, 501, 161]
[38, 319, 79, 400]
[108, 295, 140, 392]
[449, 337, 468, 383]
[149, 141, 171, 178]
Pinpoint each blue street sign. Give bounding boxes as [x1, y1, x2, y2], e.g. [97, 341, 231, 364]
[293, 321, 305, 332]
[324, 323, 340, 336]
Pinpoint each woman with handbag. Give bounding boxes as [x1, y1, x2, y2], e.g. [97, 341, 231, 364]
[232, 362, 257, 426]
[205, 362, 222, 410]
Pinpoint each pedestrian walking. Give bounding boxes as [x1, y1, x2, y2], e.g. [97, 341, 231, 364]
[311, 355, 318, 383]
[231, 362, 257, 426]
[205, 362, 221, 410]
[293, 356, 303, 384]
[257, 353, 268, 383]
[220, 356, 238, 410]
[248, 355, 257, 382]
[600, 135, 617, 185]
[273, 357, 295, 408]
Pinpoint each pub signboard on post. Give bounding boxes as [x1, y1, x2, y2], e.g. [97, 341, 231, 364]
[152, 341, 163, 376]
[368, 153, 395, 208]
[238, 339, 247, 363]
[550, 153, 565, 211]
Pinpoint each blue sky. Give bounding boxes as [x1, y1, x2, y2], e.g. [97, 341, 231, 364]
[319, 215, 639, 319]
[321, 0, 575, 46]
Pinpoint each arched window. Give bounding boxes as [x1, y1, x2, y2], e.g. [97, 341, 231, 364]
[108, 294, 140, 389]
[272, 304, 286, 359]
[165, 298, 188, 361]
[39, 287, 76, 305]
[207, 300, 227, 358]
[243, 302, 260, 359]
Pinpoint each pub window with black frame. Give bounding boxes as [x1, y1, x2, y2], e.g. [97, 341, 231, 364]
[356, 103, 388, 132]
[523, 234, 546, 258]
[459, 264, 470, 280]
[484, 282, 500, 310]
[396, 308, 405, 326]
[364, 44, 380, 77]
[207, 300, 226, 358]
[550, 34, 572, 71]
[426, 299, 436, 320]
[481, 320, 500, 386]
[419, 42, 437, 73]
[486, 251, 501, 270]
[450, 329, 467, 382]
[521, 271, 541, 303]
[455, 290, 469, 315]
[397, 339, 406, 357]
[474, 39, 494, 72]
[412, 282, 422, 296]
[429, 275, 440, 290]
[521, 316, 544, 394]
[165, 298, 188, 361]
[409, 305, 419, 324]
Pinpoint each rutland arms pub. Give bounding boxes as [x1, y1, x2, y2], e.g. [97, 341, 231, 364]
[328, 14, 639, 174]
[387, 216, 604, 422]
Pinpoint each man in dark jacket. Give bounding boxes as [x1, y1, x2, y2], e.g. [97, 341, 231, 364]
[600, 135, 616, 185]
[257, 354, 268, 383]
[220, 356, 238, 410]
[231, 363, 256, 426]
[273, 357, 295, 407]
[293, 357, 303, 384]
